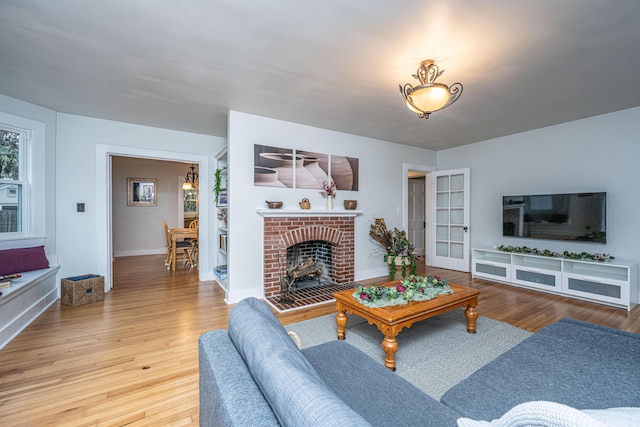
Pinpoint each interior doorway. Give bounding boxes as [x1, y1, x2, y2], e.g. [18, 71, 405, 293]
[408, 174, 426, 256]
[111, 156, 196, 259]
[95, 144, 210, 292]
[403, 163, 436, 267]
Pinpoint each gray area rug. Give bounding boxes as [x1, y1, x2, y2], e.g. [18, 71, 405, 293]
[286, 308, 532, 399]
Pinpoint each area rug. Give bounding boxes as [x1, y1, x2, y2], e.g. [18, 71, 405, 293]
[285, 309, 532, 399]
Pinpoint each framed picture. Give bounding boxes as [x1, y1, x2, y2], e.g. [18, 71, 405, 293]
[128, 177, 157, 207]
[217, 190, 228, 206]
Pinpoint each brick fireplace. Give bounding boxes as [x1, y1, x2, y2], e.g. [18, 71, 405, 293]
[260, 211, 359, 299]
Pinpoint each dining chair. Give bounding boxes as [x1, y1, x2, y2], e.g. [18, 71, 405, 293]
[188, 219, 199, 268]
[163, 220, 194, 269]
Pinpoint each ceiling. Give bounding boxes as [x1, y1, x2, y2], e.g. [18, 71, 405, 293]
[1, 1, 640, 151]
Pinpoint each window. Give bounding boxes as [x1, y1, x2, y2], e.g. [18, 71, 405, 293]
[0, 127, 25, 234]
[0, 111, 45, 242]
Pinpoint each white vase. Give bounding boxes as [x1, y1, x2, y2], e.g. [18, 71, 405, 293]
[327, 196, 333, 210]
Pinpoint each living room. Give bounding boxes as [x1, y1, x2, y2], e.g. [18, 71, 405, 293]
[1, 1, 640, 425]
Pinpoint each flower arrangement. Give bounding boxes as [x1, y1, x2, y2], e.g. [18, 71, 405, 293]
[369, 218, 417, 279]
[320, 179, 336, 197]
[497, 245, 614, 262]
[217, 208, 227, 228]
[353, 275, 452, 308]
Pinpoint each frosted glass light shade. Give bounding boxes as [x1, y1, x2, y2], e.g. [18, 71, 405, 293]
[399, 59, 463, 119]
[407, 83, 451, 113]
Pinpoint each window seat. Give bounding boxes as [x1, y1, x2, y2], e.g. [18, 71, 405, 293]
[0, 265, 60, 350]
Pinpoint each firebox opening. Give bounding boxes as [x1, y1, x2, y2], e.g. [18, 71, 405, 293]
[286, 240, 335, 289]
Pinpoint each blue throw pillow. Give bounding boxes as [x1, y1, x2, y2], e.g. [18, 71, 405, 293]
[228, 297, 371, 427]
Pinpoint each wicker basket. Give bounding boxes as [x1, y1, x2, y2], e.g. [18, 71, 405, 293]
[61, 274, 104, 307]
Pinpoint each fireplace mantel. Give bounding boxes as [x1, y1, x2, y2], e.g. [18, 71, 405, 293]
[256, 209, 363, 218]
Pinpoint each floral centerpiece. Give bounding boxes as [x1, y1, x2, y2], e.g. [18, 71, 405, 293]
[369, 218, 417, 279]
[353, 275, 452, 308]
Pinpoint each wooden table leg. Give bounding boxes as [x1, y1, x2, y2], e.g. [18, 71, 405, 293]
[465, 302, 478, 333]
[336, 310, 347, 340]
[382, 335, 398, 371]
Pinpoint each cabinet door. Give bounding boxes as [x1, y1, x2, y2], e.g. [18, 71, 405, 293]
[512, 266, 561, 292]
[473, 260, 511, 282]
[562, 273, 629, 308]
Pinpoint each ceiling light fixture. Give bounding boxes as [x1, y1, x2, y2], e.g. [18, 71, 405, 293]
[399, 59, 463, 119]
[182, 164, 198, 190]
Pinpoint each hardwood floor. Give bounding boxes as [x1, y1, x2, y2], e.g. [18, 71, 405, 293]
[0, 255, 638, 426]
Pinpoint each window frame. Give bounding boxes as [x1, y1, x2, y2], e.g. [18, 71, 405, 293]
[0, 111, 46, 244]
[0, 124, 28, 237]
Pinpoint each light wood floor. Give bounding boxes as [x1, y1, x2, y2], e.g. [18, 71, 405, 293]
[1, 255, 638, 426]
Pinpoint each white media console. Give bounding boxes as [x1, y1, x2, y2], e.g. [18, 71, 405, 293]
[472, 248, 638, 311]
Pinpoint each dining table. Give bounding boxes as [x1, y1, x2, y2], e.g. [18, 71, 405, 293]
[168, 227, 198, 271]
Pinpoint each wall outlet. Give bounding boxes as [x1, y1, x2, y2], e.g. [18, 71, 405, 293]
[77, 203, 85, 213]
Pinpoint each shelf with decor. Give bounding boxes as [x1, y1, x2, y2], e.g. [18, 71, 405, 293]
[472, 248, 638, 311]
[215, 146, 228, 291]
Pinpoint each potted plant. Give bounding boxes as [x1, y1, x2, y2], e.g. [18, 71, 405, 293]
[369, 218, 417, 280]
[213, 166, 227, 203]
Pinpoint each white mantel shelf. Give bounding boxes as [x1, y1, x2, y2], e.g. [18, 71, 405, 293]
[256, 209, 363, 218]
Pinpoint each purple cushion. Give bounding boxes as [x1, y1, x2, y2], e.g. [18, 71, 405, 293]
[0, 246, 50, 276]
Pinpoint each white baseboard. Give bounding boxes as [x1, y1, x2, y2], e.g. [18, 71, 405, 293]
[114, 249, 166, 257]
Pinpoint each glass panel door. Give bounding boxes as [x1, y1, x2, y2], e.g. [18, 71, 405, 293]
[429, 168, 470, 272]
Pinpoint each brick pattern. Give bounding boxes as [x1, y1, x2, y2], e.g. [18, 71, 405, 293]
[266, 281, 357, 312]
[263, 216, 355, 298]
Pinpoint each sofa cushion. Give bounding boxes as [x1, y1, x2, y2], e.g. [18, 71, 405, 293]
[198, 329, 279, 427]
[441, 318, 640, 421]
[0, 246, 49, 276]
[228, 297, 371, 427]
[304, 339, 460, 427]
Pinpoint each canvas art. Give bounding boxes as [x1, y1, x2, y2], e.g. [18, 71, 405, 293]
[254, 145, 294, 188]
[253, 145, 358, 191]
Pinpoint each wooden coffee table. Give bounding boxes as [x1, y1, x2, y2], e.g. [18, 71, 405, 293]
[334, 282, 480, 371]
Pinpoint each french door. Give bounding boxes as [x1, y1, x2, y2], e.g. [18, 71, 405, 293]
[429, 168, 470, 272]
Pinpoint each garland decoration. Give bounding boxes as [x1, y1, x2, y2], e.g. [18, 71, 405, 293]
[353, 275, 452, 308]
[497, 245, 614, 262]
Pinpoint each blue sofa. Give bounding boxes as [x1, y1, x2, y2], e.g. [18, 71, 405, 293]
[199, 298, 640, 426]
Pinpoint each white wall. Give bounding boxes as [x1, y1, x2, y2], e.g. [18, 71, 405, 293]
[437, 106, 640, 268]
[112, 157, 195, 257]
[0, 95, 57, 256]
[56, 114, 225, 284]
[226, 111, 437, 303]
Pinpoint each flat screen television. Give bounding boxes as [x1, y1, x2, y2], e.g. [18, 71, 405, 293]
[503, 192, 606, 243]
